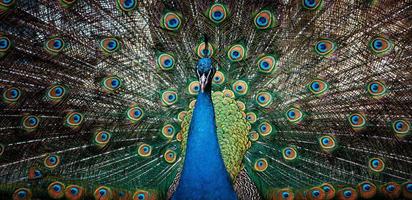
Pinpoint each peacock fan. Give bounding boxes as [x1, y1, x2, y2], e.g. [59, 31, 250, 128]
[0, 0, 411, 200]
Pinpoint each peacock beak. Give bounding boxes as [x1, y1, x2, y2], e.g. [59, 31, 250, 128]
[198, 69, 212, 92]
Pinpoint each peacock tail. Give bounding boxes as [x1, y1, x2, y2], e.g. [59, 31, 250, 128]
[0, 0, 411, 199]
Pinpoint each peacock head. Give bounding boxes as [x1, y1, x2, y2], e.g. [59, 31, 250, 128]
[196, 58, 216, 92]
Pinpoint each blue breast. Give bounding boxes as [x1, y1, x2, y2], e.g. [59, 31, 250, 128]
[172, 92, 237, 200]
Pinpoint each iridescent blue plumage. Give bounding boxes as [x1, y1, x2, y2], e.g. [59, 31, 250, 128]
[173, 59, 236, 200]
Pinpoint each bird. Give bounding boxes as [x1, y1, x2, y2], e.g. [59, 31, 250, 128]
[0, 0, 411, 200]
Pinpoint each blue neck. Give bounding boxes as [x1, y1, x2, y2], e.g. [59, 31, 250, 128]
[173, 91, 237, 200]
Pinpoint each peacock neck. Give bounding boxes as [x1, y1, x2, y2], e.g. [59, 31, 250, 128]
[173, 90, 237, 199]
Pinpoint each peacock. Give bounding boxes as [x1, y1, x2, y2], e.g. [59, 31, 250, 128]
[0, 0, 411, 199]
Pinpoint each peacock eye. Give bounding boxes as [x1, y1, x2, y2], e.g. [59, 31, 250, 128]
[302, 0, 323, 10]
[162, 12, 182, 31]
[3, 87, 21, 103]
[0, 36, 12, 52]
[133, 190, 150, 200]
[100, 37, 121, 54]
[65, 185, 83, 199]
[319, 135, 336, 151]
[254, 158, 268, 172]
[255, 91, 272, 108]
[249, 131, 259, 141]
[312, 190, 320, 197]
[308, 79, 328, 96]
[196, 42, 214, 58]
[392, 119, 409, 135]
[245, 112, 257, 124]
[232, 80, 249, 96]
[254, 10, 275, 30]
[137, 144, 152, 157]
[369, 157, 384, 172]
[162, 124, 176, 139]
[314, 39, 336, 57]
[0, 37, 8, 48]
[356, 181, 377, 199]
[13, 188, 32, 200]
[208, 3, 228, 23]
[127, 106, 144, 123]
[45, 84, 67, 104]
[102, 76, 122, 91]
[404, 182, 412, 192]
[157, 53, 175, 71]
[212, 71, 225, 85]
[227, 44, 246, 62]
[188, 81, 200, 95]
[319, 183, 336, 199]
[282, 191, 289, 198]
[286, 107, 303, 123]
[258, 121, 272, 136]
[282, 147, 297, 161]
[161, 90, 178, 106]
[45, 37, 65, 55]
[94, 186, 112, 199]
[369, 36, 393, 56]
[44, 155, 60, 169]
[257, 55, 278, 74]
[116, 0, 137, 12]
[348, 113, 366, 129]
[343, 190, 352, 198]
[48, 182, 65, 199]
[164, 149, 177, 163]
[94, 130, 111, 148]
[381, 182, 400, 198]
[65, 112, 84, 128]
[366, 80, 386, 97]
[22, 115, 40, 131]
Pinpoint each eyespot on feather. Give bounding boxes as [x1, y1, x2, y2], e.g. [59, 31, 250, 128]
[348, 113, 366, 129]
[232, 80, 249, 96]
[282, 147, 297, 161]
[302, 0, 323, 10]
[157, 53, 175, 71]
[137, 143, 152, 157]
[286, 107, 303, 124]
[164, 149, 177, 163]
[127, 106, 144, 123]
[208, 3, 228, 24]
[314, 39, 336, 57]
[3, 87, 21, 104]
[196, 41, 214, 58]
[253, 10, 275, 30]
[116, 0, 138, 12]
[44, 154, 61, 169]
[369, 36, 393, 56]
[94, 186, 113, 200]
[100, 37, 121, 54]
[254, 158, 268, 172]
[65, 185, 84, 200]
[13, 188, 32, 200]
[227, 44, 246, 62]
[64, 112, 84, 128]
[48, 181, 65, 199]
[161, 89, 178, 106]
[357, 181, 376, 199]
[255, 91, 272, 108]
[161, 12, 182, 31]
[368, 157, 385, 172]
[257, 55, 278, 74]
